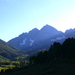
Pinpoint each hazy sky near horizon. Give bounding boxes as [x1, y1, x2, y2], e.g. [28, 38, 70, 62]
[0, 0, 75, 42]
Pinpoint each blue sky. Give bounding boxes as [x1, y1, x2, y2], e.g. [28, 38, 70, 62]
[0, 0, 75, 42]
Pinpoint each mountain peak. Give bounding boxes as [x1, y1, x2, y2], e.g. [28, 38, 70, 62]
[40, 24, 57, 32]
[45, 24, 51, 27]
[42, 24, 51, 28]
[29, 28, 39, 34]
[32, 28, 39, 30]
[19, 32, 28, 37]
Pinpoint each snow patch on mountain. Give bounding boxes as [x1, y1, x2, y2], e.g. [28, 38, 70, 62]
[51, 39, 56, 41]
[51, 36, 66, 41]
[30, 39, 34, 46]
[20, 38, 27, 45]
[56, 36, 66, 40]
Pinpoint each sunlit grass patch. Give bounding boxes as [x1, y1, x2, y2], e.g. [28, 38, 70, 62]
[14, 54, 29, 60]
[0, 64, 16, 72]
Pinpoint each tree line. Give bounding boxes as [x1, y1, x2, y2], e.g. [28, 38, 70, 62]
[29, 38, 75, 64]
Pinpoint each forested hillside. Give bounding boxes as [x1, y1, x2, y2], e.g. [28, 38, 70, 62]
[30, 38, 75, 64]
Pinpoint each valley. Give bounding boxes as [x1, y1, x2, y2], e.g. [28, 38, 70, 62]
[0, 25, 75, 74]
[0, 37, 75, 75]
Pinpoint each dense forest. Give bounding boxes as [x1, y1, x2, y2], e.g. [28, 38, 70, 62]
[29, 38, 75, 64]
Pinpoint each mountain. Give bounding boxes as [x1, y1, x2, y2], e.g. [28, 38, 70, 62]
[0, 39, 29, 61]
[8, 24, 65, 50]
[7, 24, 75, 51]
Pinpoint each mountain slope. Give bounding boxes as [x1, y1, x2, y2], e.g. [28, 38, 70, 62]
[0, 39, 28, 61]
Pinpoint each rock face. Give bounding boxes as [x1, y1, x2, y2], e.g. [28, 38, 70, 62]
[7, 24, 75, 50]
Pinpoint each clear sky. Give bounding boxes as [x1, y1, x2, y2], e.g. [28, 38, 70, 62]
[0, 0, 75, 42]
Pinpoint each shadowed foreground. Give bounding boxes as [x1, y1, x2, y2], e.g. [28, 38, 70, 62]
[0, 59, 75, 75]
